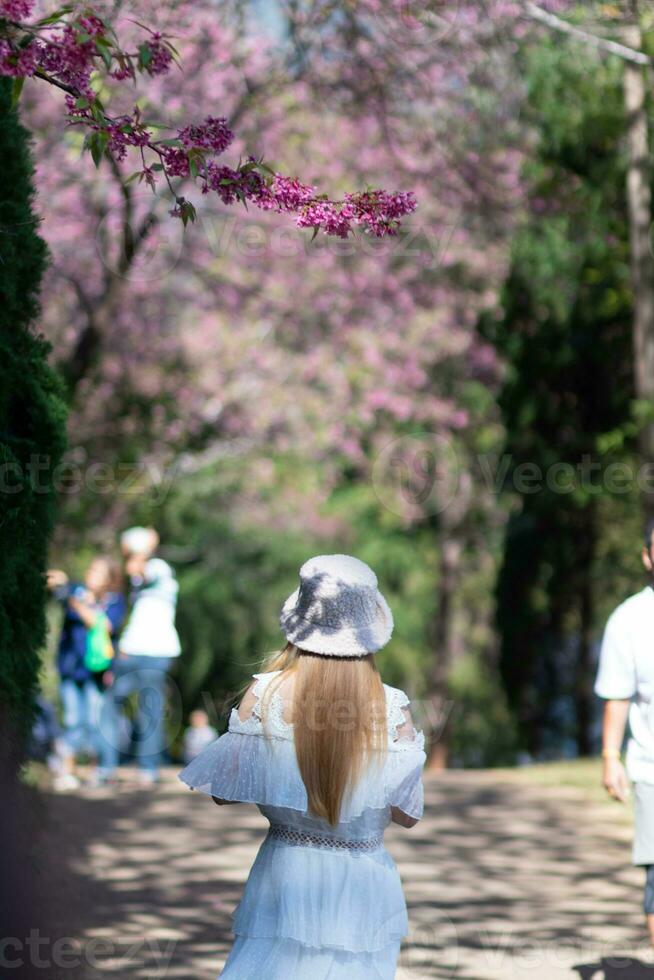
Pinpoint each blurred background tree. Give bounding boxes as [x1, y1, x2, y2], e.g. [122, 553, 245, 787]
[19, 0, 654, 769]
[481, 2, 654, 759]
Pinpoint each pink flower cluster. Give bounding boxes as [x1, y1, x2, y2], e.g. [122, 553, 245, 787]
[0, 37, 34, 75]
[160, 117, 235, 179]
[106, 112, 151, 161]
[110, 34, 172, 81]
[264, 175, 316, 212]
[196, 161, 416, 238]
[1, 11, 175, 96]
[65, 96, 152, 162]
[202, 166, 319, 213]
[161, 146, 190, 178]
[345, 190, 418, 235]
[143, 32, 173, 76]
[294, 190, 417, 238]
[0, 0, 33, 20]
[201, 166, 416, 238]
[76, 14, 105, 37]
[0, 4, 418, 238]
[37, 24, 100, 96]
[179, 116, 234, 154]
[296, 201, 353, 238]
[203, 163, 267, 205]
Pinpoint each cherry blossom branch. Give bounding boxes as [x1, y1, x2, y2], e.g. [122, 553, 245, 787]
[0, 0, 417, 237]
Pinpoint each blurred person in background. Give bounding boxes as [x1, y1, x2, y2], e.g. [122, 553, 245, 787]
[182, 708, 217, 765]
[47, 557, 126, 790]
[101, 527, 181, 787]
[28, 695, 61, 767]
[595, 518, 654, 948]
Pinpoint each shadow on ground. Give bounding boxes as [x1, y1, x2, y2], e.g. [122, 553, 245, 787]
[394, 773, 648, 978]
[40, 775, 257, 978]
[574, 960, 654, 979]
[33, 769, 651, 979]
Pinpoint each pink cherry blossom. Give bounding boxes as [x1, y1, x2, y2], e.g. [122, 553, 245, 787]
[1, 4, 417, 238]
[0, 0, 34, 20]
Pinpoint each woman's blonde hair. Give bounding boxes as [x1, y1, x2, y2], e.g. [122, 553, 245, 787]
[259, 643, 387, 826]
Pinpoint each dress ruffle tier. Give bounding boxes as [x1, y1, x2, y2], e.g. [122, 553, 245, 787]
[232, 829, 408, 951]
[220, 935, 400, 980]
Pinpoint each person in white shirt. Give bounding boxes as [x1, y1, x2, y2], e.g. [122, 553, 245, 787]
[100, 527, 181, 786]
[595, 519, 654, 946]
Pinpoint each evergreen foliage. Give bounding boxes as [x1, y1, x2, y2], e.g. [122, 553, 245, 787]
[481, 43, 637, 755]
[0, 77, 67, 731]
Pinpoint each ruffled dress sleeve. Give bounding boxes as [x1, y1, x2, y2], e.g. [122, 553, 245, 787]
[382, 684, 426, 821]
[179, 673, 426, 823]
[178, 671, 307, 806]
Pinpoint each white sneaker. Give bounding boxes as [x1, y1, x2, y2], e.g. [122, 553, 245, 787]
[138, 771, 159, 788]
[53, 774, 81, 792]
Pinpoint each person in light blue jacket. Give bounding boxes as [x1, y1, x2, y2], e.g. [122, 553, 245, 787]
[101, 528, 181, 786]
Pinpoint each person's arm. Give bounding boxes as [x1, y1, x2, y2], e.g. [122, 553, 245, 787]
[391, 805, 419, 828]
[68, 593, 101, 629]
[46, 569, 72, 604]
[595, 608, 636, 803]
[601, 699, 631, 802]
[390, 705, 421, 828]
[46, 569, 68, 591]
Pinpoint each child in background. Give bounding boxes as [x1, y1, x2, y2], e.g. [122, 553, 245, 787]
[48, 557, 126, 790]
[182, 709, 217, 765]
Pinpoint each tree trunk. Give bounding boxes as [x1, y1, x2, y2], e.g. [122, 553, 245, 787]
[427, 536, 462, 771]
[623, 5, 654, 517]
[62, 276, 123, 394]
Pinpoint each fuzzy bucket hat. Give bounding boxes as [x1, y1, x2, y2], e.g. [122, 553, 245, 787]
[279, 554, 394, 657]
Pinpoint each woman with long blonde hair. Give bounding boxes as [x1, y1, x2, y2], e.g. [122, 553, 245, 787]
[180, 554, 426, 979]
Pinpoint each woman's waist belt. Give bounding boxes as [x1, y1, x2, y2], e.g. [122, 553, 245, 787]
[268, 823, 383, 852]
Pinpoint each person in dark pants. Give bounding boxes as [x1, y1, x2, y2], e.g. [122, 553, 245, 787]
[48, 558, 126, 790]
[101, 527, 181, 787]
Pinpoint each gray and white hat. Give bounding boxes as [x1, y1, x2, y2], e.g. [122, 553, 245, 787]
[279, 554, 394, 657]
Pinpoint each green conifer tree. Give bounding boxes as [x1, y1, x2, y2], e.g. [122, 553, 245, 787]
[0, 77, 67, 734]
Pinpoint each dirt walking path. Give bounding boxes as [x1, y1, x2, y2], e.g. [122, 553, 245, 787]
[37, 768, 653, 980]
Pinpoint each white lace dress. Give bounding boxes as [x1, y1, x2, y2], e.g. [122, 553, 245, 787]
[179, 670, 426, 980]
